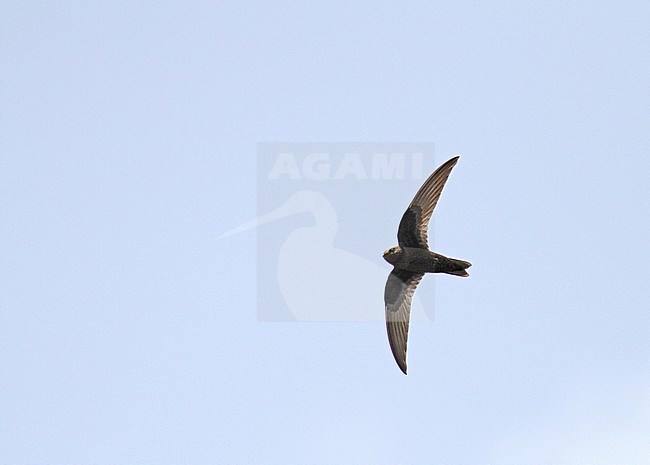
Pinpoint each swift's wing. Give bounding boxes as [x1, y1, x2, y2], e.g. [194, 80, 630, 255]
[397, 156, 459, 248]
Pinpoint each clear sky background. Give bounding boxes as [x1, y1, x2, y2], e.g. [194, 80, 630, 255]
[2, 2, 649, 464]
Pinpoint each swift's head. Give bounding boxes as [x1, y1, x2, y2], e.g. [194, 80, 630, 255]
[382, 245, 403, 265]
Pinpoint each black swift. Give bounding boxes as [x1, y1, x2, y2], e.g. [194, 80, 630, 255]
[383, 156, 471, 374]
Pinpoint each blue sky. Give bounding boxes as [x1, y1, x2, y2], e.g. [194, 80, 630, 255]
[1, 2, 649, 464]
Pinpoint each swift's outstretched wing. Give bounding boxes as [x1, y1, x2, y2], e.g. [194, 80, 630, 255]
[384, 268, 424, 374]
[397, 156, 459, 249]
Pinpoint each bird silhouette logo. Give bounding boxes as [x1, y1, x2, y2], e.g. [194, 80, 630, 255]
[220, 190, 430, 322]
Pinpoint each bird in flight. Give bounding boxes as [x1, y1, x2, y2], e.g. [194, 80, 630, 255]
[383, 156, 471, 374]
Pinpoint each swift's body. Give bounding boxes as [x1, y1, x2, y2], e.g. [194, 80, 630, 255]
[383, 246, 470, 276]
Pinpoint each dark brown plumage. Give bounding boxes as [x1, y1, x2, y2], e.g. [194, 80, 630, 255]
[383, 156, 471, 374]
